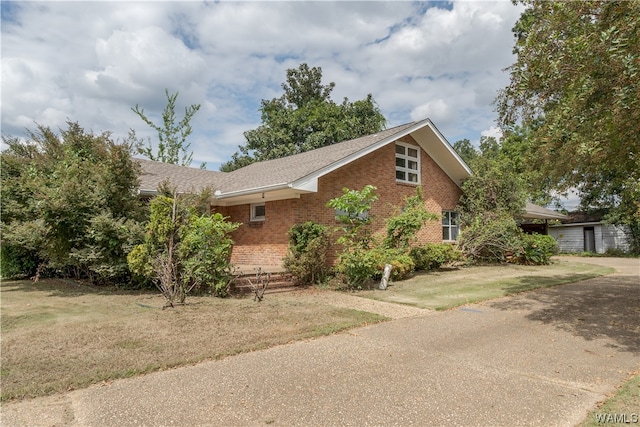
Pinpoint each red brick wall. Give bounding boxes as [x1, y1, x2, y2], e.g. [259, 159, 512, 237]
[223, 136, 462, 266]
[218, 199, 296, 265]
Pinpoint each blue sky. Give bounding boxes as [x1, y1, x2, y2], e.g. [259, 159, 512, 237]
[2, 1, 525, 172]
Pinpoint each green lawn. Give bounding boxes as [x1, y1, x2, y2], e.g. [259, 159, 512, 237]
[359, 259, 614, 310]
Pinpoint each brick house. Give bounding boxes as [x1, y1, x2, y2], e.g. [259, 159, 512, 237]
[138, 118, 471, 266]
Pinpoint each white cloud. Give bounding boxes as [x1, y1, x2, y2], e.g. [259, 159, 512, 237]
[412, 99, 453, 125]
[87, 26, 207, 101]
[1, 1, 525, 170]
[481, 126, 504, 141]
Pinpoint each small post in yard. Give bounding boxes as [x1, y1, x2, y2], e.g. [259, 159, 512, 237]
[379, 264, 392, 290]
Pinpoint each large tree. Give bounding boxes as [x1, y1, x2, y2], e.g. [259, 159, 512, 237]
[497, 0, 640, 251]
[131, 89, 202, 167]
[1, 122, 144, 282]
[220, 63, 387, 171]
[455, 136, 528, 225]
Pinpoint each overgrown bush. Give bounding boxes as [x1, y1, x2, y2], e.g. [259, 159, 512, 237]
[0, 245, 41, 279]
[179, 212, 239, 297]
[335, 247, 416, 289]
[369, 247, 415, 281]
[283, 221, 330, 285]
[604, 247, 629, 257]
[127, 189, 240, 305]
[1, 122, 145, 284]
[334, 248, 378, 290]
[457, 213, 523, 263]
[410, 243, 462, 271]
[518, 233, 558, 265]
[329, 186, 441, 288]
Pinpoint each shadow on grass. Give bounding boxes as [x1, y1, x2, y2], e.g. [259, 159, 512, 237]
[490, 274, 640, 355]
[0, 278, 156, 298]
[501, 273, 610, 295]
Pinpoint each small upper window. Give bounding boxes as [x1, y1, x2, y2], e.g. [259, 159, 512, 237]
[442, 211, 459, 241]
[251, 203, 265, 221]
[395, 143, 420, 184]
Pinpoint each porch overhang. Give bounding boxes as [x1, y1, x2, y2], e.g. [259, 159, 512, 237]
[213, 181, 317, 207]
[522, 202, 569, 220]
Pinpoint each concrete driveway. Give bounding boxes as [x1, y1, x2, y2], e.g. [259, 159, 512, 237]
[2, 257, 638, 426]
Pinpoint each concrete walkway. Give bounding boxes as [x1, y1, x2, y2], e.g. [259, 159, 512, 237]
[2, 257, 638, 426]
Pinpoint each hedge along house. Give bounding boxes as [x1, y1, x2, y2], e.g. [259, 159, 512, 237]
[138, 118, 472, 266]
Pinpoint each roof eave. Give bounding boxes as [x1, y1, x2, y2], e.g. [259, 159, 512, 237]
[214, 182, 291, 199]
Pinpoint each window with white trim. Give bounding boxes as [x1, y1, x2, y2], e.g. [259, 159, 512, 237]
[395, 142, 420, 184]
[442, 211, 459, 241]
[251, 203, 265, 221]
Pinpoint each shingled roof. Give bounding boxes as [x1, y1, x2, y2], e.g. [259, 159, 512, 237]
[137, 158, 226, 195]
[222, 121, 417, 194]
[137, 118, 472, 205]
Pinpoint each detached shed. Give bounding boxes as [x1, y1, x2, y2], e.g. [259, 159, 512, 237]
[548, 212, 632, 254]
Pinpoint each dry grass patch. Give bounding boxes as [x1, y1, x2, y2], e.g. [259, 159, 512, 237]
[1, 279, 385, 401]
[359, 260, 614, 311]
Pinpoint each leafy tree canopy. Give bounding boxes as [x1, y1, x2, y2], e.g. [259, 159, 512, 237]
[131, 89, 202, 168]
[452, 139, 478, 166]
[220, 63, 387, 171]
[496, 0, 640, 250]
[1, 122, 144, 282]
[454, 136, 528, 226]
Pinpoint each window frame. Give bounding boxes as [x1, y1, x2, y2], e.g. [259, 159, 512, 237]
[442, 211, 459, 241]
[250, 203, 266, 222]
[395, 142, 421, 185]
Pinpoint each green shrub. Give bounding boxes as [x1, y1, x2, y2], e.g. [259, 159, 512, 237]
[368, 247, 415, 281]
[519, 233, 558, 265]
[128, 193, 240, 304]
[385, 253, 415, 281]
[283, 222, 330, 285]
[179, 212, 239, 297]
[410, 243, 462, 271]
[604, 247, 628, 257]
[326, 185, 378, 249]
[335, 247, 415, 289]
[335, 248, 378, 290]
[0, 244, 40, 279]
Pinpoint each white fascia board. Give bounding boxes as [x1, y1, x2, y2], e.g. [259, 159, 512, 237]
[424, 119, 473, 177]
[214, 182, 290, 200]
[291, 178, 318, 193]
[214, 188, 302, 207]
